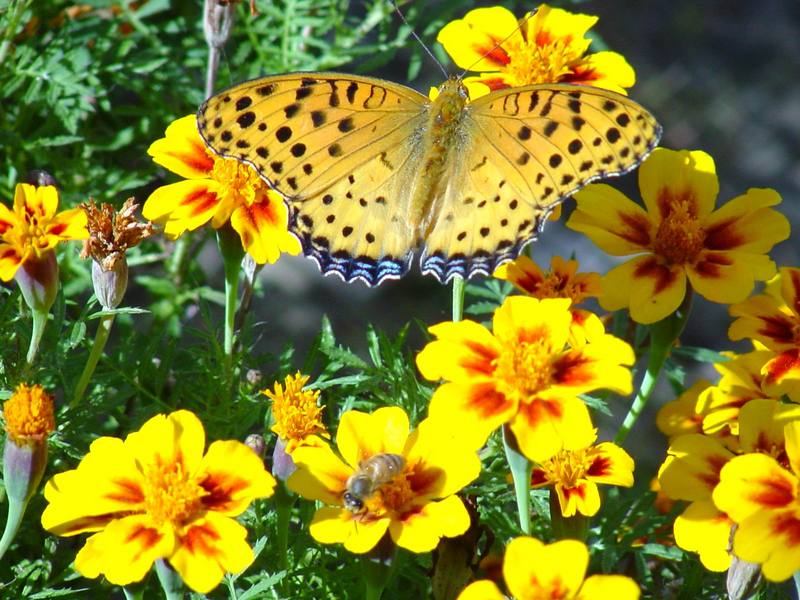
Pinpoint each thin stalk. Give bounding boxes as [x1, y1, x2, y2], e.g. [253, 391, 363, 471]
[0, 496, 25, 561]
[793, 571, 800, 600]
[25, 308, 47, 368]
[451, 276, 465, 322]
[154, 559, 184, 600]
[216, 227, 244, 358]
[274, 482, 293, 596]
[503, 425, 531, 534]
[614, 295, 692, 445]
[71, 314, 115, 407]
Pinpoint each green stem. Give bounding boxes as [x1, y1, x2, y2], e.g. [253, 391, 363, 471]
[0, 0, 30, 68]
[793, 571, 800, 600]
[451, 276, 465, 322]
[154, 558, 184, 600]
[71, 314, 115, 408]
[274, 482, 293, 596]
[25, 308, 47, 368]
[503, 425, 531, 534]
[216, 227, 244, 358]
[614, 295, 692, 445]
[122, 586, 144, 600]
[167, 237, 190, 282]
[0, 497, 26, 561]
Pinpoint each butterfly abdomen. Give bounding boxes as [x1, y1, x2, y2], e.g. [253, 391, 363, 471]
[412, 78, 470, 238]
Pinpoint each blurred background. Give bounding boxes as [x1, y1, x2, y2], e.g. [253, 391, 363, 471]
[1, 1, 798, 462]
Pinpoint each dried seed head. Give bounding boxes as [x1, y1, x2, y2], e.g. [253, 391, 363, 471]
[81, 198, 154, 272]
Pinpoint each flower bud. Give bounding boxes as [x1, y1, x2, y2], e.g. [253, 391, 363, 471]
[91, 257, 128, 310]
[245, 433, 266, 458]
[14, 251, 59, 314]
[271, 436, 297, 481]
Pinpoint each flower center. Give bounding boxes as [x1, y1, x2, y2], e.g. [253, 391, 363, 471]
[265, 374, 328, 447]
[17, 212, 50, 251]
[492, 337, 554, 403]
[211, 157, 265, 208]
[142, 458, 207, 528]
[3, 383, 55, 442]
[537, 271, 587, 304]
[505, 37, 580, 85]
[360, 473, 414, 518]
[541, 448, 591, 487]
[652, 195, 705, 265]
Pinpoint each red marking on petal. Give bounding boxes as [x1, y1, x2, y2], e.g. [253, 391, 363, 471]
[397, 503, 425, 523]
[696, 454, 728, 489]
[790, 270, 800, 316]
[633, 256, 679, 294]
[200, 473, 249, 512]
[534, 30, 553, 46]
[748, 474, 795, 509]
[47, 223, 67, 237]
[693, 251, 734, 278]
[176, 141, 215, 174]
[656, 188, 699, 220]
[476, 77, 509, 91]
[182, 521, 223, 558]
[618, 211, 652, 247]
[106, 478, 145, 505]
[586, 455, 612, 478]
[530, 468, 548, 486]
[465, 383, 513, 419]
[562, 483, 586, 502]
[571, 310, 587, 327]
[517, 398, 564, 432]
[407, 465, 440, 496]
[704, 217, 745, 250]
[764, 349, 800, 384]
[473, 41, 510, 66]
[756, 315, 797, 346]
[125, 523, 164, 558]
[552, 353, 594, 387]
[461, 341, 498, 377]
[772, 511, 800, 546]
[58, 513, 123, 534]
[180, 188, 219, 218]
[0, 246, 20, 261]
[563, 66, 600, 84]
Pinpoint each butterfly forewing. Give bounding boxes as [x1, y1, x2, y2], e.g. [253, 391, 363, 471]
[421, 83, 662, 282]
[198, 73, 432, 283]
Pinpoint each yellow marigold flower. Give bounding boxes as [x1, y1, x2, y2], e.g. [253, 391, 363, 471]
[416, 296, 634, 461]
[41, 410, 276, 594]
[730, 267, 800, 403]
[713, 420, 800, 581]
[437, 4, 635, 100]
[530, 407, 633, 517]
[457, 536, 640, 600]
[658, 399, 800, 572]
[287, 407, 480, 554]
[263, 372, 329, 453]
[494, 255, 604, 343]
[142, 115, 301, 264]
[4, 383, 55, 444]
[567, 148, 790, 324]
[0, 183, 88, 281]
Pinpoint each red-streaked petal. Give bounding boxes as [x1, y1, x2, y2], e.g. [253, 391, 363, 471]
[417, 320, 501, 383]
[143, 179, 223, 238]
[336, 406, 409, 470]
[74, 515, 174, 586]
[658, 434, 734, 501]
[763, 350, 800, 404]
[639, 149, 718, 221]
[436, 6, 520, 71]
[569, 183, 654, 255]
[197, 440, 276, 515]
[687, 250, 774, 305]
[703, 188, 789, 254]
[229, 193, 301, 264]
[714, 453, 796, 523]
[601, 256, 687, 324]
[511, 397, 591, 462]
[170, 512, 255, 593]
[0, 243, 24, 281]
[309, 505, 389, 554]
[389, 495, 470, 552]
[427, 381, 515, 447]
[148, 115, 215, 179]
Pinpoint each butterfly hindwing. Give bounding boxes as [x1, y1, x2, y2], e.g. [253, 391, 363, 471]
[198, 73, 431, 284]
[421, 83, 662, 282]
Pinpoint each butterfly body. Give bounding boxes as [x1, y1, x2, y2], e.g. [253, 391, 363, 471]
[198, 72, 661, 285]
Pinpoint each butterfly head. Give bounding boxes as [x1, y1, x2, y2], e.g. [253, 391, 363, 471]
[433, 77, 470, 123]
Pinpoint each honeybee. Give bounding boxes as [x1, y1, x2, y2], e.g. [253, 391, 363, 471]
[343, 453, 406, 513]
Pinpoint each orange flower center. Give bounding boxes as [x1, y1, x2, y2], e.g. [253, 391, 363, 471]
[492, 337, 554, 402]
[359, 472, 414, 519]
[211, 156, 265, 208]
[539, 448, 592, 488]
[142, 459, 207, 528]
[537, 271, 590, 305]
[653, 198, 705, 265]
[264, 373, 328, 450]
[3, 383, 55, 443]
[505, 36, 582, 85]
[16, 210, 52, 252]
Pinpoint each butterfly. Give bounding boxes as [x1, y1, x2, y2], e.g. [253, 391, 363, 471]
[197, 74, 661, 285]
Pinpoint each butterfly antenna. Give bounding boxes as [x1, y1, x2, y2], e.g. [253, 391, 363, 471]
[389, 0, 449, 79]
[458, 7, 538, 78]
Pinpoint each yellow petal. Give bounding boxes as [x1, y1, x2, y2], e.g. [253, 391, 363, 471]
[672, 499, 732, 572]
[577, 575, 640, 600]
[655, 380, 710, 438]
[148, 114, 215, 179]
[492, 296, 572, 350]
[504, 537, 587, 598]
[426, 382, 511, 449]
[436, 6, 520, 72]
[658, 434, 734, 501]
[638, 148, 718, 221]
[198, 440, 276, 515]
[703, 188, 789, 254]
[416, 320, 500, 383]
[74, 514, 174, 586]
[737, 399, 800, 454]
[309, 506, 389, 553]
[731, 508, 800, 582]
[568, 183, 653, 256]
[143, 179, 223, 238]
[229, 192, 301, 264]
[170, 512, 254, 594]
[511, 397, 591, 463]
[574, 51, 636, 95]
[556, 479, 600, 517]
[126, 410, 206, 476]
[389, 495, 469, 552]
[336, 406, 409, 470]
[456, 580, 505, 600]
[287, 444, 351, 505]
[713, 453, 796, 523]
[0, 243, 24, 281]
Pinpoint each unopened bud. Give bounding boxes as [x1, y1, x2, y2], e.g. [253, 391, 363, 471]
[203, 0, 236, 50]
[15, 251, 59, 314]
[91, 258, 128, 310]
[245, 433, 266, 458]
[271, 436, 297, 481]
[246, 369, 262, 386]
